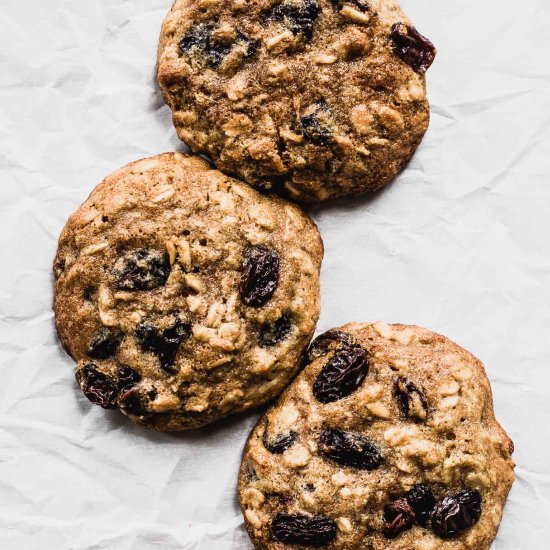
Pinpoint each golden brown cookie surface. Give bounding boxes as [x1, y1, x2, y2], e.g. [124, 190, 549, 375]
[53, 153, 323, 430]
[239, 322, 514, 549]
[157, 0, 436, 202]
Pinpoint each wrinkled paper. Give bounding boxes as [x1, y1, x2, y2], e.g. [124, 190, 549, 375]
[1, 0, 549, 548]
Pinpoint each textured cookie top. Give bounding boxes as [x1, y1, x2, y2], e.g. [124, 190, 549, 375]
[53, 153, 323, 431]
[239, 322, 514, 549]
[157, 0, 436, 202]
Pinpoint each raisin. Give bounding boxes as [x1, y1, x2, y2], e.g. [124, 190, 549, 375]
[262, 174, 288, 196]
[259, 314, 292, 347]
[318, 428, 383, 470]
[209, 29, 257, 67]
[76, 364, 118, 409]
[301, 101, 332, 144]
[330, 0, 369, 12]
[117, 365, 141, 393]
[242, 34, 260, 61]
[245, 462, 260, 482]
[431, 490, 482, 539]
[87, 327, 123, 360]
[135, 318, 191, 372]
[53, 258, 65, 279]
[180, 24, 256, 68]
[348, 0, 369, 10]
[270, 0, 320, 40]
[263, 430, 297, 454]
[83, 287, 96, 301]
[271, 514, 337, 546]
[189, 25, 228, 67]
[406, 484, 436, 527]
[268, 492, 292, 505]
[307, 329, 357, 362]
[160, 320, 192, 367]
[383, 498, 416, 539]
[239, 246, 279, 307]
[112, 249, 170, 291]
[180, 24, 211, 55]
[394, 377, 429, 422]
[313, 346, 369, 403]
[134, 322, 157, 351]
[118, 387, 153, 417]
[390, 23, 436, 73]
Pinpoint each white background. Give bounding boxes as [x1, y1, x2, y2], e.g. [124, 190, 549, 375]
[1, 0, 549, 548]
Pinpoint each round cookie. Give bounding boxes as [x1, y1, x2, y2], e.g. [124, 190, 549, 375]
[53, 153, 323, 431]
[239, 322, 514, 549]
[157, 0, 436, 202]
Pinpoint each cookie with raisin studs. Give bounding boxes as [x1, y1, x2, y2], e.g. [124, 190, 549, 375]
[53, 153, 323, 431]
[239, 322, 515, 549]
[157, 0, 436, 202]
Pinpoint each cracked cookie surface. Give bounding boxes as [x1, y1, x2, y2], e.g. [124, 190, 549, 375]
[239, 322, 514, 549]
[53, 153, 323, 431]
[157, 0, 436, 202]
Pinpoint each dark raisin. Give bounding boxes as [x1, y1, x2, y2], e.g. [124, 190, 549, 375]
[208, 29, 256, 67]
[313, 346, 369, 403]
[159, 319, 192, 369]
[307, 329, 357, 362]
[263, 430, 297, 454]
[394, 377, 429, 422]
[330, 0, 369, 12]
[180, 24, 256, 68]
[243, 34, 260, 61]
[54, 258, 65, 279]
[180, 24, 211, 55]
[135, 318, 191, 372]
[117, 365, 141, 393]
[205, 41, 233, 67]
[383, 498, 416, 539]
[349, 0, 369, 10]
[259, 314, 292, 347]
[239, 246, 279, 307]
[267, 492, 292, 505]
[431, 490, 482, 539]
[390, 23, 436, 73]
[259, 174, 287, 196]
[245, 462, 260, 482]
[406, 484, 436, 527]
[304, 483, 315, 492]
[118, 387, 152, 417]
[270, 0, 320, 40]
[318, 428, 383, 470]
[134, 322, 158, 352]
[83, 287, 96, 301]
[87, 327, 123, 360]
[301, 101, 332, 144]
[271, 514, 337, 546]
[112, 249, 170, 291]
[76, 364, 118, 409]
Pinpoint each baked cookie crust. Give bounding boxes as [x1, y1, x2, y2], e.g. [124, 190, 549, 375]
[53, 153, 323, 430]
[239, 322, 514, 549]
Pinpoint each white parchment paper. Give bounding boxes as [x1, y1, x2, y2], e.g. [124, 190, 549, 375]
[1, 0, 549, 548]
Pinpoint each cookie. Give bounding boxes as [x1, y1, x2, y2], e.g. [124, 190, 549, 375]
[53, 153, 323, 431]
[239, 322, 514, 549]
[157, 0, 436, 202]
